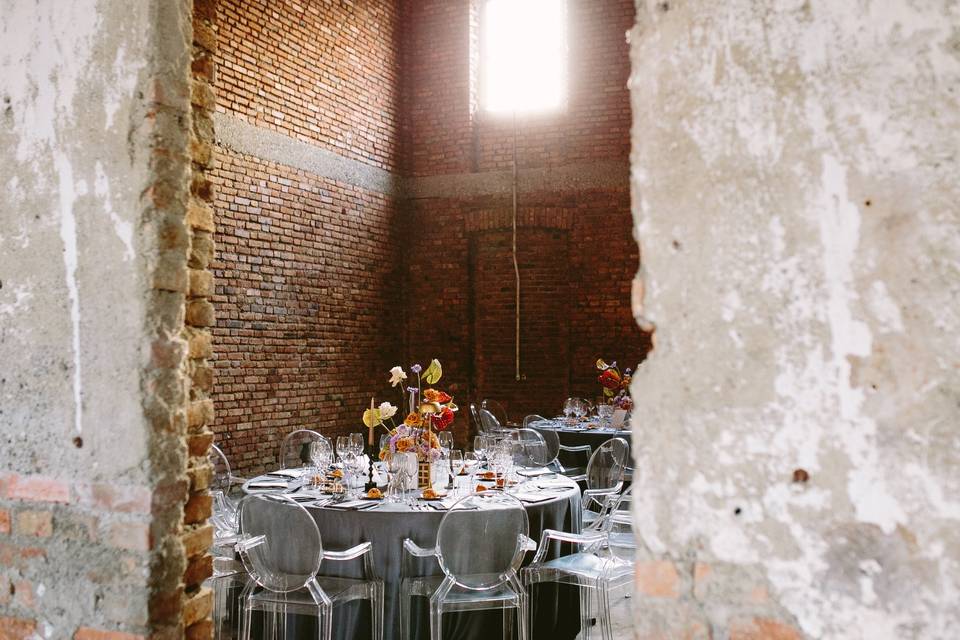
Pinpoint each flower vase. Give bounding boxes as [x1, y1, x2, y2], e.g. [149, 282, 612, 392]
[417, 460, 431, 489]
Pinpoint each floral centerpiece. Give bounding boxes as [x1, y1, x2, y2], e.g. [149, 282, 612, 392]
[362, 359, 457, 487]
[596, 358, 635, 411]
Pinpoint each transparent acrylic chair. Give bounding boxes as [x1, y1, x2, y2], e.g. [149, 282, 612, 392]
[207, 444, 248, 639]
[523, 487, 634, 640]
[481, 399, 511, 428]
[400, 492, 535, 640]
[581, 437, 629, 530]
[479, 408, 514, 437]
[514, 428, 553, 469]
[236, 493, 384, 640]
[279, 429, 332, 470]
[522, 414, 592, 475]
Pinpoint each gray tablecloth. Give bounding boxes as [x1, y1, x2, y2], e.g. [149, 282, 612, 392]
[240, 476, 582, 640]
[531, 419, 632, 454]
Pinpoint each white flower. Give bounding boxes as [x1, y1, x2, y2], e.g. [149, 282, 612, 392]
[388, 366, 407, 387]
[379, 402, 398, 420]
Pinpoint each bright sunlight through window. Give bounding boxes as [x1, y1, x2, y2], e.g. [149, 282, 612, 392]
[481, 0, 566, 114]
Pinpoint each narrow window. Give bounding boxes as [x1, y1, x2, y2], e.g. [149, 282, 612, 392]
[481, 0, 567, 114]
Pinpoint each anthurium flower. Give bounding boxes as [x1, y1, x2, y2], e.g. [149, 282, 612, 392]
[362, 407, 382, 428]
[423, 388, 453, 404]
[378, 402, 398, 420]
[389, 366, 407, 387]
[423, 359, 442, 384]
[596, 358, 610, 371]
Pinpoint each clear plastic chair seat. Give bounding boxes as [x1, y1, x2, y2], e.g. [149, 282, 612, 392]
[528, 551, 633, 584]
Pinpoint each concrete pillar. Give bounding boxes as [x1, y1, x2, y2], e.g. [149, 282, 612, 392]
[628, 0, 959, 637]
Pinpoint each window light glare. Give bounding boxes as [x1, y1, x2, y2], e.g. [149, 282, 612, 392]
[482, 0, 566, 114]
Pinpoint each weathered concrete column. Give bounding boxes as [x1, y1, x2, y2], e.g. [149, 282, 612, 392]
[0, 1, 197, 637]
[628, 1, 959, 638]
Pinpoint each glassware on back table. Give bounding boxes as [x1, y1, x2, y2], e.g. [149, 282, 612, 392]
[473, 435, 488, 465]
[562, 398, 577, 423]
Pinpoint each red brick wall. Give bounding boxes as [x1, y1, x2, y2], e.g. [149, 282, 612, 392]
[403, 0, 649, 425]
[212, 0, 404, 475]
[211, 149, 403, 474]
[217, 0, 401, 171]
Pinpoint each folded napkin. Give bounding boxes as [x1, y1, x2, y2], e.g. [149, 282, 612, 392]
[267, 469, 306, 479]
[326, 499, 378, 511]
[247, 480, 288, 490]
[517, 467, 553, 477]
[536, 478, 572, 489]
[513, 492, 554, 504]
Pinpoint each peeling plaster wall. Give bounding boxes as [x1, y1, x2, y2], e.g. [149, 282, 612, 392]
[629, 0, 959, 638]
[0, 0, 194, 635]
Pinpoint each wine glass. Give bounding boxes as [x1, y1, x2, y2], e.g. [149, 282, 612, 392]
[437, 431, 453, 455]
[449, 449, 464, 495]
[349, 433, 365, 455]
[464, 452, 480, 493]
[309, 440, 332, 474]
[562, 398, 576, 423]
[341, 451, 358, 498]
[336, 435, 351, 462]
[473, 435, 487, 466]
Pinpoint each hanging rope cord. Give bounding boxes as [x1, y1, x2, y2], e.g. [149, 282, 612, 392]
[512, 110, 521, 381]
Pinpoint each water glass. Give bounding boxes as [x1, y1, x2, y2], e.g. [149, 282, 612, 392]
[464, 452, 480, 493]
[437, 431, 453, 455]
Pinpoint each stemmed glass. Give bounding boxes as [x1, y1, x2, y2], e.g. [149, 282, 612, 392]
[562, 398, 577, 424]
[437, 431, 453, 456]
[341, 451, 358, 498]
[464, 452, 480, 493]
[336, 435, 351, 462]
[387, 454, 407, 503]
[449, 449, 464, 495]
[473, 435, 489, 467]
[309, 440, 332, 475]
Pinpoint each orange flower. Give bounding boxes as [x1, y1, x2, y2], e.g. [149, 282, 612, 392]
[424, 388, 453, 403]
[403, 412, 422, 427]
[396, 437, 415, 452]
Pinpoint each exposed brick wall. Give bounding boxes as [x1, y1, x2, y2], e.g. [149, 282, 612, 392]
[178, 0, 219, 637]
[211, 0, 405, 475]
[210, 149, 403, 474]
[403, 0, 649, 424]
[402, 0, 634, 176]
[217, 0, 402, 171]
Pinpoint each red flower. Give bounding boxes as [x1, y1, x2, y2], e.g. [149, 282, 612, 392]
[598, 369, 621, 390]
[431, 406, 455, 431]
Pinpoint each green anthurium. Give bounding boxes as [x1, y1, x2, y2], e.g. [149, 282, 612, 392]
[423, 359, 443, 384]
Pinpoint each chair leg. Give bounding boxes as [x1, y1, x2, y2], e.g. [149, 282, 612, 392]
[371, 583, 385, 640]
[320, 602, 333, 640]
[399, 589, 410, 640]
[429, 604, 443, 640]
[503, 605, 515, 640]
[598, 584, 614, 640]
[579, 585, 593, 640]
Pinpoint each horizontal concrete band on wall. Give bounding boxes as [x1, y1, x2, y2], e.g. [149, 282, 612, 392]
[214, 112, 629, 199]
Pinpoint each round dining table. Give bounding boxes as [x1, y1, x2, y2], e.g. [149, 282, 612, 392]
[529, 417, 632, 454]
[240, 471, 583, 640]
